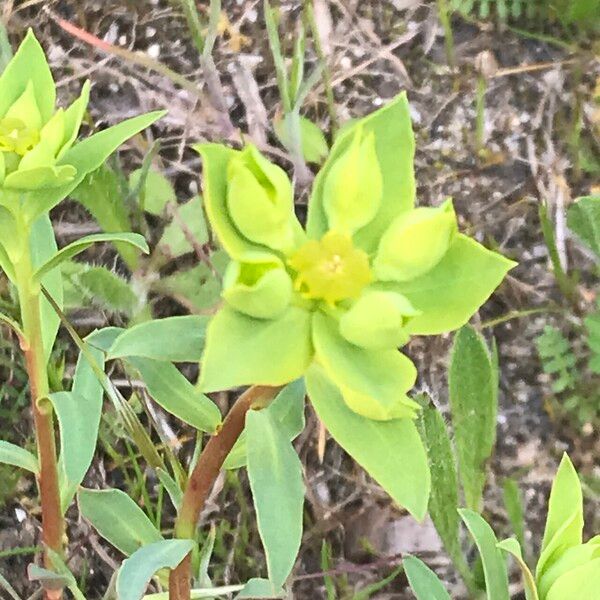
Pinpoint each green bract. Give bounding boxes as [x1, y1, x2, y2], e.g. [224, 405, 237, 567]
[0, 30, 164, 222]
[197, 92, 514, 421]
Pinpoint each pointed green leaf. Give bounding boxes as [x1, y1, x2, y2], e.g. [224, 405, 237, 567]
[159, 195, 209, 257]
[247, 409, 305, 588]
[566, 195, 600, 259]
[33, 232, 148, 281]
[108, 316, 208, 363]
[130, 168, 176, 216]
[403, 555, 451, 600]
[54, 331, 105, 511]
[200, 306, 313, 393]
[307, 92, 415, 252]
[0, 29, 55, 123]
[0, 440, 38, 473]
[275, 115, 328, 164]
[382, 235, 515, 335]
[449, 325, 497, 512]
[459, 509, 510, 600]
[25, 110, 166, 219]
[537, 454, 583, 578]
[497, 538, 538, 600]
[305, 365, 430, 520]
[117, 539, 194, 600]
[30, 214, 62, 361]
[78, 488, 163, 556]
[416, 395, 467, 579]
[127, 357, 221, 434]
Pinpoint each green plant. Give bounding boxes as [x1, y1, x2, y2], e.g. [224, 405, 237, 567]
[417, 325, 499, 594]
[405, 454, 600, 600]
[0, 29, 163, 596]
[535, 196, 600, 428]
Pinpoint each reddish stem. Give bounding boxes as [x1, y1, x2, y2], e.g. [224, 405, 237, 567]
[169, 385, 281, 600]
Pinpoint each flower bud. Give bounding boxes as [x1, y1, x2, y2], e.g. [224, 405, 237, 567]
[339, 291, 419, 349]
[323, 127, 382, 234]
[226, 145, 295, 251]
[374, 199, 457, 282]
[222, 258, 293, 319]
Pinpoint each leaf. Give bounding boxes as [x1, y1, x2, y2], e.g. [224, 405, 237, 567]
[70, 164, 139, 270]
[403, 555, 451, 600]
[449, 325, 497, 512]
[307, 92, 415, 253]
[33, 233, 149, 281]
[567, 196, 600, 259]
[305, 365, 430, 520]
[129, 168, 176, 216]
[159, 195, 209, 257]
[246, 410, 305, 588]
[63, 264, 138, 315]
[25, 110, 166, 219]
[116, 539, 194, 600]
[200, 306, 313, 393]
[274, 115, 328, 164]
[55, 329, 106, 510]
[536, 453, 583, 578]
[416, 395, 467, 580]
[545, 557, 600, 600]
[0, 440, 38, 473]
[386, 234, 515, 335]
[0, 29, 55, 123]
[156, 468, 183, 510]
[497, 538, 538, 600]
[161, 263, 223, 312]
[224, 379, 306, 470]
[459, 509, 510, 600]
[312, 312, 418, 420]
[108, 316, 209, 362]
[235, 578, 286, 599]
[502, 478, 526, 553]
[30, 214, 63, 362]
[194, 143, 273, 260]
[127, 357, 221, 433]
[78, 488, 163, 556]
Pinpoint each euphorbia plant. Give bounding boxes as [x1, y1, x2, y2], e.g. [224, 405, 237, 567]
[166, 93, 514, 597]
[0, 30, 163, 595]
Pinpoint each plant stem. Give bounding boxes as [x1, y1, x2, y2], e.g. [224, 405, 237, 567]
[168, 385, 281, 600]
[14, 230, 64, 597]
[437, 0, 455, 69]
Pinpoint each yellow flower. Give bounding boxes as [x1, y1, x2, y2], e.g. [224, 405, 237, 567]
[288, 230, 372, 305]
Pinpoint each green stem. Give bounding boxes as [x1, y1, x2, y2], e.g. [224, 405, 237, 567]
[437, 0, 455, 69]
[14, 225, 64, 593]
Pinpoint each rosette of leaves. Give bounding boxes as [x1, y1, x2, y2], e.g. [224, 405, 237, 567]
[497, 454, 600, 600]
[196, 93, 514, 519]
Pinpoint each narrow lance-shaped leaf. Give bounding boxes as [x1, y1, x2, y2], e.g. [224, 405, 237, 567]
[30, 214, 63, 361]
[33, 232, 149, 281]
[0, 440, 38, 474]
[246, 409, 305, 589]
[497, 538, 538, 600]
[108, 315, 209, 362]
[127, 357, 221, 434]
[449, 325, 497, 512]
[403, 555, 451, 600]
[416, 395, 469, 582]
[459, 509, 510, 600]
[78, 488, 163, 556]
[116, 539, 194, 600]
